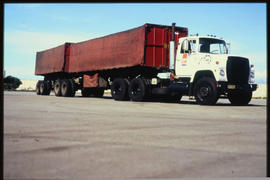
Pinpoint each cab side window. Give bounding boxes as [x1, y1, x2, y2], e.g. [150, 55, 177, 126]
[180, 40, 196, 54]
[190, 40, 196, 53]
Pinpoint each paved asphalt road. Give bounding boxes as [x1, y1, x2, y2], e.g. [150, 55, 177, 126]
[4, 91, 267, 179]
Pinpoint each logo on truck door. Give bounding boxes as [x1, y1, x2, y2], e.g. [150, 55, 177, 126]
[181, 53, 188, 66]
[199, 55, 211, 65]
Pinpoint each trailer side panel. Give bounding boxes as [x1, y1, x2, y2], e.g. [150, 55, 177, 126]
[35, 44, 66, 75]
[68, 26, 146, 73]
[144, 25, 188, 68]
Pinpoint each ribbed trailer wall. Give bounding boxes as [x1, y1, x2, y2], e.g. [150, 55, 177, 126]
[67, 24, 188, 73]
[67, 26, 146, 73]
[35, 24, 188, 75]
[35, 43, 70, 75]
[144, 24, 188, 68]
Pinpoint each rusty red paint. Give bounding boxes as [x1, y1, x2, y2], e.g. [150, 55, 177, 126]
[68, 25, 146, 73]
[35, 44, 66, 75]
[35, 24, 188, 75]
[64, 43, 71, 72]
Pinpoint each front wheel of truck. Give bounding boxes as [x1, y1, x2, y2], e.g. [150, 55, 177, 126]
[194, 77, 219, 105]
[228, 91, 252, 106]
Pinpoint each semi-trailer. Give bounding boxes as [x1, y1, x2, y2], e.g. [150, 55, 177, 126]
[35, 23, 257, 105]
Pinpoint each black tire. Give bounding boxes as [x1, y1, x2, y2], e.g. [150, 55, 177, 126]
[54, 79, 62, 96]
[61, 79, 72, 97]
[128, 78, 147, 102]
[69, 79, 76, 97]
[194, 77, 219, 105]
[111, 78, 129, 101]
[36, 81, 42, 95]
[42, 81, 51, 95]
[39, 81, 46, 95]
[228, 91, 252, 106]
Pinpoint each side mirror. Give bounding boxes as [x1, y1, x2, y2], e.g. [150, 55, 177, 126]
[183, 40, 189, 51]
[226, 43, 231, 54]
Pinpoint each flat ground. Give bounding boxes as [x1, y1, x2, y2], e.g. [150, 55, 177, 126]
[4, 91, 267, 179]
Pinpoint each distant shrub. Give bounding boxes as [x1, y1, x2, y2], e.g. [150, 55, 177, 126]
[4, 76, 22, 90]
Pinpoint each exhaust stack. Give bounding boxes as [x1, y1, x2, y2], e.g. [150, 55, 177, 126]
[169, 23, 176, 70]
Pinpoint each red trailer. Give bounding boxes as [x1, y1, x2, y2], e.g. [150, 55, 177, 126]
[36, 23, 187, 75]
[35, 43, 72, 75]
[35, 23, 188, 101]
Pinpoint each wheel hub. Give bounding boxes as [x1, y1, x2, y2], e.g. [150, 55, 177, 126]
[199, 87, 209, 97]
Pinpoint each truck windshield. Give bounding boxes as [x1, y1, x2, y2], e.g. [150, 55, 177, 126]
[199, 38, 227, 54]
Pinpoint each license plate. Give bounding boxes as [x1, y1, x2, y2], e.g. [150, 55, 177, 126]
[228, 85, 236, 89]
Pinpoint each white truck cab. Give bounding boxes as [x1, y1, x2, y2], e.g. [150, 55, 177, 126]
[176, 36, 255, 83]
[155, 34, 257, 105]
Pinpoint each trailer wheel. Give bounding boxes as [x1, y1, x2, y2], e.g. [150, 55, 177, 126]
[194, 77, 218, 105]
[54, 79, 62, 96]
[69, 79, 76, 97]
[39, 81, 47, 95]
[61, 79, 72, 97]
[228, 91, 252, 106]
[111, 78, 129, 101]
[36, 80, 42, 95]
[129, 78, 147, 102]
[42, 81, 51, 95]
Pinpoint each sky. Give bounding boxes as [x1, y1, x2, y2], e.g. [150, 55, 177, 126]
[4, 3, 267, 83]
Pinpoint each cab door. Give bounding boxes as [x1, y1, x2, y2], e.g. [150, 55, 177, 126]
[175, 39, 197, 77]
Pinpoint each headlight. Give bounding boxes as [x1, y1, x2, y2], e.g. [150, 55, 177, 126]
[249, 64, 255, 83]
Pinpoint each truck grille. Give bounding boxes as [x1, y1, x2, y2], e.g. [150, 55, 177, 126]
[226, 56, 250, 84]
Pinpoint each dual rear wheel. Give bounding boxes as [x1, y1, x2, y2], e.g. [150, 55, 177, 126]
[36, 80, 51, 95]
[54, 79, 76, 97]
[111, 78, 149, 102]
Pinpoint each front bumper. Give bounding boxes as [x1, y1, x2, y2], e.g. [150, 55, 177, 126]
[217, 82, 257, 93]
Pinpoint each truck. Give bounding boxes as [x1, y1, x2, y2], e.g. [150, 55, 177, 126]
[35, 23, 257, 105]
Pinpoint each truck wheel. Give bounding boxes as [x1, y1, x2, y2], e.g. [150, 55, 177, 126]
[42, 81, 51, 95]
[228, 91, 252, 105]
[61, 79, 72, 97]
[54, 79, 62, 96]
[36, 81, 42, 95]
[111, 78, 129, 101]
[129, 78, 147, 102]
[194, 77, 218, 105]
[69, 79, 76, 97]
[39, 81, 46, 95]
